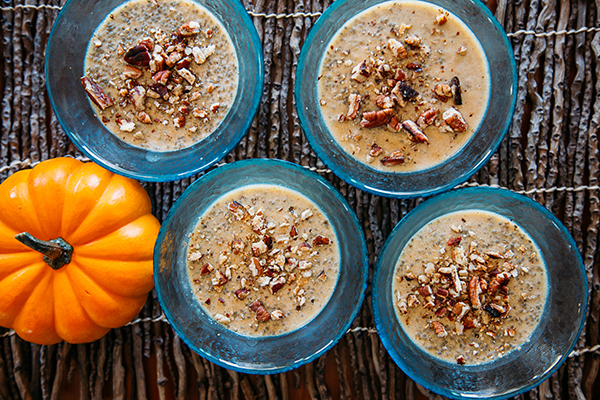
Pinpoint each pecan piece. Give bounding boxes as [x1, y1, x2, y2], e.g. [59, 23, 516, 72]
[488, 272, 511, 295]
[138, 38, 154, 51]
[176, 57, 192, 70]
[228, 200, 248, 219]
[468, 276, 482, 309]
[231, 239, 245, 254]
[152, 70, 170, 85]
[128, 86, 146, 111]
[369, 143, 383, 157]
[270, 276, 287, 294]
[123, 65, 143, 79]
[394, 81, 419, 102]
[450, 76, 463, 105]
[200, 263, 214, 276]
[417, 107, 439, 129]
[375, 95, 394, 109]
[249, 300, 271, 322]
[456, 356, 466, 365]
[211, 271, 228, 287]
[124, 45, 151, 66]
[290, 225, 298, 238]
[381, 151, 405, 166]
[234, 288, 250, 300]
[405, 35, 422, 47]
[137, 111, 152, 124]
[312, 235, 330, 246]
[271, 310, 285, 320]
[388, 38, 408, 58]
[402, 120, 428, 142]
[148, 83, 169, 101]
[347, 94, 362, 120]
[431, 321, 448, 337]
[81, 77, 114, 110]
[433, 83, 453, 102]
[166, 51, 183, 68]
[192, 45, 215, 64]
[361, 109, 394, 128]
[178, 21, 201, 36]
[387, 115, 401, 132]
[443, 107, 468, 132]
[418, 285, 433, 297]
[447, 236, 462, 246]
[351, 60, 371, 82]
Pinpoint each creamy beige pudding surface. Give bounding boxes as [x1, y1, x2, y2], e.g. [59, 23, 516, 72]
[393, 210, 548, 365]
[318, 0, 490, 172]
[186, 184, 340, 337]
[82, 0, 238, 151]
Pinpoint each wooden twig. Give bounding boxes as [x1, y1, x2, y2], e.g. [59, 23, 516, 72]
[316, 354, 331, 400]
[264, 374, 278, 400]
[240, 377, 255, 400]
[226, 369, 239, 400]
[132, 323, 148, 400]
[172, 335, 188, 400]
[112, 330, 125, 400]
[49, 342, 71, 400]
[92, 337, 107, 400]
[279, 373, 289, 400]
[10, 334, 32, 400]
[304, 363, 318, 400]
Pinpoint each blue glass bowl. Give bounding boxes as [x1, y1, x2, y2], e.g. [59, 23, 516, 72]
[295, 0, 516, 198]
[373, 187, 587, 399]
[154, 159, 369, 373]
[46, 0, 263, 182]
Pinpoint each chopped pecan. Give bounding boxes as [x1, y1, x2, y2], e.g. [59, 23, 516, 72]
[312, 235, 330, 246]
[436, 11, 449, 25]
[375, 95, 394, 109]
[468, 276, 482, 309]
[431, 321, 448, 337]
[369, 143, 383, 157]
[436, 288, 449, 298]
[347, 94, 362, 120]
[394, 68, 406, 81]
[270, 276, 287, 294]
[248, 257, 263, 276]
[404, 35, 422, 47]
[486, 251, 504, 259]
[178, 21, 201, 36]
[173, 115, 186, 128]
[128, 86, 146, 110]
[251, 241, 268, 256]
[200, 263, 214, 276]
[124, 45, 151, 66]
[351, 60, 371, 82]
[176, 57, 191, 70]
[361, 109, 394, 128]
[381, 151, 405, 166]
[376, 64, 393, 78]
[249, 300, 271, 322]
[416, 107, 439, 129]
[450, 77, 463, 105]
[148, 83, 169, 101]
[231, 239, 245, 254]
[290, 225, 298, 238]
[388, 38, 408, 58]
[433, 83, 453, 102]
[166, 51, 183, 68]
[447, 236, 462, 246]
[407, 294, 420, 308]
[443, 107, 468, 132]
[456, 356, 466, 365]
[137, 111, 152, 124]
[263, 235, 273, 250]
[192, 45, 215, 64]
[80, 76, 114, 110]
[387, 115, 401, 132]
[406, 62, 421, 71]
[178, 68, 196, 85]
[488, 272, 511, 295]
[138, 38, 154, 51]
[402, 120, 428, 143]
[271, 310, 285, 320]
[418, 285, 432, 297]
[211, 271, 228, 286]
[123, 65, 143, 79]
[152, 70, 170, 85]
[393, 81, 419, 102]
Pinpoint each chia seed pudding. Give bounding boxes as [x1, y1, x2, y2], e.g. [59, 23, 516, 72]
[82, 0, 238, 151]
[392, 210, 548, 365]
[318, 0, 490, 171]
[186, 184, 340, 337]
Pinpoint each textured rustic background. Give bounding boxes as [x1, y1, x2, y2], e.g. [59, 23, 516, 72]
[0, 0, 599, 399]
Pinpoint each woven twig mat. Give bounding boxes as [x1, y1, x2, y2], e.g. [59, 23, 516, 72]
[1, 0, 599, 399]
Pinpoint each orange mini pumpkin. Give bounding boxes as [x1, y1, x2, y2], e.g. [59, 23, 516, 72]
[0, 158, 160, 345]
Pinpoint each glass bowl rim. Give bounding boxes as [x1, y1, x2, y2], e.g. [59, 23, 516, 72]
[372, 186, 588, 399]
[45, 0, 264, 182]
[153, 158, 370, 373]
[295, 0, 518, 198]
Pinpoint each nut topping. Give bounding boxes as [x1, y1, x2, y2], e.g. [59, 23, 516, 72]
[80, 77, 114, 110]
[124, 45, 151, 66]
[361, 109, 394, 128]
[347, 94, 362, 120]
[380, 151, 405, 166]
[249, 300, 271, 322]
[443, 107, 468, 132]
[402, 120, 429, 143]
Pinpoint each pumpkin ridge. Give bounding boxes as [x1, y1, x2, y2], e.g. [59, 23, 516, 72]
[62, 168, 115, 243]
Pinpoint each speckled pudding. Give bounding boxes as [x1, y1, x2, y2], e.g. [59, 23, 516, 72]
[186, 184, 340, 337]
[318, 0, 490, 171]
[82, 0, 238, 151]
[393, 210, 547, 365]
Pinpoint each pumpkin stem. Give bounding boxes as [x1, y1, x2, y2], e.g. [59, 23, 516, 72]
[15, 232, 73, 270]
